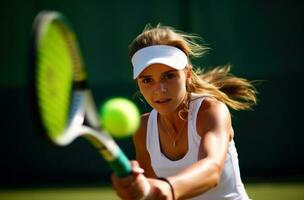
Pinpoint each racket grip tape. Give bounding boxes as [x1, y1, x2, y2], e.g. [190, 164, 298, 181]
[107, 148, 132, 177]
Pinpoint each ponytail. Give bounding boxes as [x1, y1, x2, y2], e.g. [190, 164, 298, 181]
[188, 65, 257, 110]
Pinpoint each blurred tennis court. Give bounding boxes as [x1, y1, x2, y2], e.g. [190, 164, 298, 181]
[0, 183, 303, 200]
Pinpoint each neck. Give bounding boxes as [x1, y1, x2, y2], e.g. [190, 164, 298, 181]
[158, 109, 188, 134]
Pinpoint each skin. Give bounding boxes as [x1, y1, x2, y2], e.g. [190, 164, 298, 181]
[112, 63, 233, 200]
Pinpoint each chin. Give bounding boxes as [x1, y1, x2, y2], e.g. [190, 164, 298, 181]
[154, 104, 178, 115]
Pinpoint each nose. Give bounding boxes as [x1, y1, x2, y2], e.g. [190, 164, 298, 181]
[154, 81, 167, 93]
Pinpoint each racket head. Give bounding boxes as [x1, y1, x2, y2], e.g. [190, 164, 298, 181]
[30, 11, 87, 145]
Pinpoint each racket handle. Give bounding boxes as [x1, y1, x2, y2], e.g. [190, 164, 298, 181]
[108, 148, 132, 177]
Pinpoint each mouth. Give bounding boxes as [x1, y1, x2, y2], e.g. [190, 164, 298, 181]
[154, 98, 171, 104]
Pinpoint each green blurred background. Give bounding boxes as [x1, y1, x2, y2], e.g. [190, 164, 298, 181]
[0, 0, 304, 199]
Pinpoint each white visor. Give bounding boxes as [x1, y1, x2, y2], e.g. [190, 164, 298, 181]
[131, 45, 188, 79]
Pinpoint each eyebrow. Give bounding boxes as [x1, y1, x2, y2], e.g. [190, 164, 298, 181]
[138, 69, 178, 79]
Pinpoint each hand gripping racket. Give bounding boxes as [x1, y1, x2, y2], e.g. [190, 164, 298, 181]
[29, 10, 150, 198]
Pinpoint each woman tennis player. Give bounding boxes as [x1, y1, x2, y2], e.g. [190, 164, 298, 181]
[111, 25, 257, 200]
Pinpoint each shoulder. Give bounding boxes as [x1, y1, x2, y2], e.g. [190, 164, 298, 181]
[196, 97, 232, 137]
[198, 97, 230, 119]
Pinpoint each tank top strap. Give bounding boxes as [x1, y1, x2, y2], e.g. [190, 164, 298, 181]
[188, 96, 207, 143]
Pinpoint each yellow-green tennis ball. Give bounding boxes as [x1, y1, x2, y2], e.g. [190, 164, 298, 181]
[100, 98, 140, 138]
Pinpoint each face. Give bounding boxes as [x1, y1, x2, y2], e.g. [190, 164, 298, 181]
[137, 63, 189, 115]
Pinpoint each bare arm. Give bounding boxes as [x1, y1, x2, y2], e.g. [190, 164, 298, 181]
[167, 98, 232, 199]
[132, 113, 157, 178]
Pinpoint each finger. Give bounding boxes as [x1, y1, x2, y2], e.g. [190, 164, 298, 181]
[111, 175, 127, 199]
[111, 174, 137, 200]
[131, 160, 144, 174]
[111, 173, 135, 188]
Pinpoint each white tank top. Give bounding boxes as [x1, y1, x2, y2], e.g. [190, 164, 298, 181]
[146, 97, 250, 200]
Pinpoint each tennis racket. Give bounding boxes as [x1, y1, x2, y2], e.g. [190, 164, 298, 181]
[29, 10, 150, 197]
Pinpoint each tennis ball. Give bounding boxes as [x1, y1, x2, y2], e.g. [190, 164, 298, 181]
[99, 98, 140, 138]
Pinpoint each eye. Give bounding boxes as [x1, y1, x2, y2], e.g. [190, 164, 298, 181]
[163, 73, 175, 80]
[141, 77, 153, 84]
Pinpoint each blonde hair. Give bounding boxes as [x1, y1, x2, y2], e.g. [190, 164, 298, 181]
[130, 24, 258, 111]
